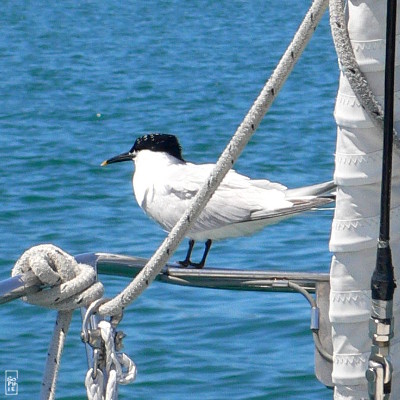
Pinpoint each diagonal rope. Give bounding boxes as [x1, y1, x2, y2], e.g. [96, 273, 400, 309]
[98, 0, 329, 317]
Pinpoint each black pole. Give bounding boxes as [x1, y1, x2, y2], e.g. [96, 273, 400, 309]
[367, 1, 397, 397]
[371, 0, 397, 307]
[380, 0, 396, 244]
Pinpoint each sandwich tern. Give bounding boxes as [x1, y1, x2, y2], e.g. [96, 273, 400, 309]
[102, 134, 335, 268]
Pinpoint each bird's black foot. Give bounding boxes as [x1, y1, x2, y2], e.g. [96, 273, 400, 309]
[178, 239, 212, 269]
[178, 259, 190, 268]
[178, 239, 195, 268]
[189, 261, 206, 269]
[178, 260, 205, 269]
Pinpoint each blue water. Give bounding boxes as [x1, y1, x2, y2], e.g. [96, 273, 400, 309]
[0, 1, 337, 399]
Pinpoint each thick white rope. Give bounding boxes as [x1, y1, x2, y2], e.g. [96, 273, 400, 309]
[329, 0, 400, 151]
[98, 0, 329, 317]
[85, 369, 105, 400]
[12, 244, 104, 310]
[12, 244, 104, 400]
[85, 320, 137, 400]
[40, 311, 72, 400]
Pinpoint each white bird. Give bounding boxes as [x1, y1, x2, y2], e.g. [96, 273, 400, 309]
[102, 133, 335, 268]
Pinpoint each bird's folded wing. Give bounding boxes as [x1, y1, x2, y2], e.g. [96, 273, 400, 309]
[166, 178, 291, 233]
[158, 164, 333, 236]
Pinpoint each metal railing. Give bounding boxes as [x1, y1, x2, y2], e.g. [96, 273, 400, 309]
[0, 252, 333, 387]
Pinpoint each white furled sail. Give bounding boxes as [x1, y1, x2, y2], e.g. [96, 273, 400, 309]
[329, 0, 400, 398]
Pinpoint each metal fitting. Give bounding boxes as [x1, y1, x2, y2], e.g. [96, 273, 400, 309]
[369, 318, 393, 344]
[367, 360, 387, 400]
[367, 356, 393, 400]
[81, 328, 102, 349]
[115, 330, 126, 352]
[310, 306, 319, 331]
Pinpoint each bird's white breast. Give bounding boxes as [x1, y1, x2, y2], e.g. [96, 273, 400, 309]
[132, 150, 186, 230]
[132, 151, 155, 208]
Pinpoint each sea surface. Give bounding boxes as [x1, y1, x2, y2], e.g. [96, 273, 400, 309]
[0, 1, 338, 399]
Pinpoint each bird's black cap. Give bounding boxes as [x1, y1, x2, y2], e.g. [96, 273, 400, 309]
[101, 133, 184, 166]
[131, 134, 184, 161]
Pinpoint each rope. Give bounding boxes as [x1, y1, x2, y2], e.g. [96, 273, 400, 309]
[98, 0, 330, 317]
[12, 244, 104, 400]
[329, 0, 400, 152]
[85, 320, 137, 400]
[85, 369, 105, 400]
[12, 244, 104, 310]
[40, 311, 72, 400]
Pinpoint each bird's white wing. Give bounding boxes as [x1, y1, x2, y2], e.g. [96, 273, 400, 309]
[170, 162, 287, 194]
[147, 162, 292, 237]
[194, 179, 291, 236]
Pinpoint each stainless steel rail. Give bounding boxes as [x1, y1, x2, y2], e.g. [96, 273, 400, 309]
[1, 252, 333, 387]
[90, 252, 329, 292]
[0, 252, 329, 305]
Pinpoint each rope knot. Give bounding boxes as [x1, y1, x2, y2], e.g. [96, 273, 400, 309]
[12, 244, 104, 310]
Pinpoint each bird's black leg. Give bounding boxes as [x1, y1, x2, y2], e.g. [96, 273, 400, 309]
[190, 239, 212, 269]
[179, 239, 195, 267]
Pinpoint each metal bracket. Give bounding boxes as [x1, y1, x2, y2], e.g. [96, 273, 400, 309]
[367, 356, 393, 400]
[367, 317, 394, 399]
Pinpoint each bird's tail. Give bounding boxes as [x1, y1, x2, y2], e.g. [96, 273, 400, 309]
[207, 180, 336, 239]
[255, 180, 336, 222]
[284, 180, 336, 199]
[251, 196, 334, 223]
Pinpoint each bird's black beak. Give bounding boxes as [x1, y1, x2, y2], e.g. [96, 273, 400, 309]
[101, 151, 136, 166]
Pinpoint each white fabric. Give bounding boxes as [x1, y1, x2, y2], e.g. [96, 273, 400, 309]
[330, 1, 400, 398]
